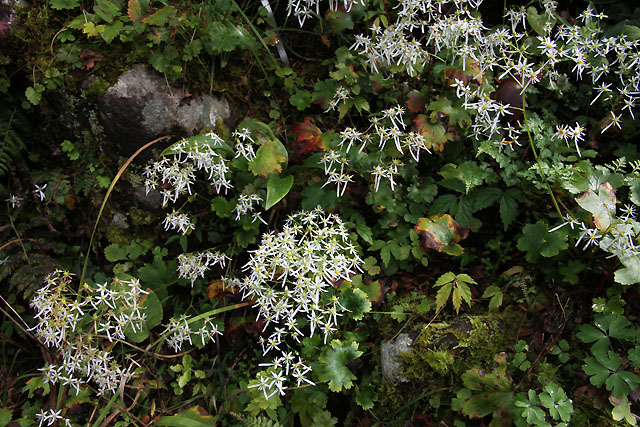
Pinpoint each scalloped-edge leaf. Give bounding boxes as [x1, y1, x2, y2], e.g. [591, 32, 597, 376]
[318, 340, 363, 392]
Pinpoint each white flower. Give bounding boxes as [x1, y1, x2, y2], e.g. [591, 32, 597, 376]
[5, 194, 22, 208]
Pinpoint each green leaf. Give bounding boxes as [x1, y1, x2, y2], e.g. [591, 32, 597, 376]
[25, 84, 45, 105]
[142, 6, 176, 26]
[339, 288, 371, 320]
[0, 408, 12, 426]
[82, 21, 106, 37]
[499, 193, 518, 231]
[614, 256, 640, 285]
[94, 0, 121, 23]
[355, 383, 378, 410]
[472, 187, 502, 211]
[452, 280, 472, 314]
[611, 395, 637, 425]
[50, 0, 80, 9]
[155, 406, 215, 427]
[149, 46, 178, 73]
[527, 6, 555, 36]
[290, 91, 312, 111]
[606, 371, 640, 398]
[583, 356, 614, 387]
[435, 282, 453, 312]
[362, 257, 380, 276]
[483, 285, 503, 310]
[575, 183, 616, 231]
[427, 96, 471, 128]
[517, 221, 568, 262]
[265, 174, 293, 210]
[124, 289, 163, 343]
[318, 340, 363, 392]
[101, 20, 123, 43]
[104, 244, 129, 262]
[249, 139, 288, 178]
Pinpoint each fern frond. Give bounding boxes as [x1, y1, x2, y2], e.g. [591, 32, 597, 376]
[0, 106, 27, 177]
[230, 412, 283, 427]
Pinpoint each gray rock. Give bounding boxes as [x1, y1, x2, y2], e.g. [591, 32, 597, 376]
[97, 65, 232, 156]
[381, 333, 413, 383]
[111, 212, 129, 229]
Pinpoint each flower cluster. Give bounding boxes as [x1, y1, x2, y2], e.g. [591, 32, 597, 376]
[233, 192, 265, 223]
[177, 251, 230, 286]
[144, 132, 232, 202]
[30, 271, 147, 396]
[331, 0, 640, 182]
[163, 211, 195, 235]
[163, 314, 222, 353]
[286, 0, 365, 26]
[36, 408, 72, 427]
[235, 208, 363, 396]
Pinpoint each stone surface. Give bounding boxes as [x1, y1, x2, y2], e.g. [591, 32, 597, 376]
[381, 333, 413, 383]
[97, 65, 232, 156]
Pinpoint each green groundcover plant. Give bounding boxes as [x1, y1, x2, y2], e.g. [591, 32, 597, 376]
[1, 0, 640, 425]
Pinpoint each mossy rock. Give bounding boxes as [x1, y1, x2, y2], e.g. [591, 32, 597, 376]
[375, 312, 522, 423]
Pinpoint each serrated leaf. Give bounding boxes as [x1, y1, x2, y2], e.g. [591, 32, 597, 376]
[355, 383, 378, 410]
[517, 221, 568, 262]
[339, 288, 371, 320]
[82, 21, 106, 37]
[499, 193, 518, 230]
[50, 0, 80, 9]
[142, 5, 176, 26]
[435, 282, 453, 312]
[575, 183, 616, 231]
[249, 139, 288, 178]
[318, 340, 363, 392]
[472, 187, 502, 211]
[101, 20, 123, 43]
[128, 0, 142, 21]
[428, 96, 472, 128]
[104, 244, 128, 262]
[452, 281, 471, 314]
[265, 174, 293, 210]
[94, 0, 121, 23]
[289, 91, 313, 111]
[483, 285, 503, 310]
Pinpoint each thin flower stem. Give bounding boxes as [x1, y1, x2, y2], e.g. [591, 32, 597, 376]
[521, 93, 564, 220]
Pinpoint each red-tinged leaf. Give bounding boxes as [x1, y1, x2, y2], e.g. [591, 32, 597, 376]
[80, 49, 104, 69]
[406, 90, 428, 113]
[128, 0, 142, 22]
[142, 5, 176, 26]
[493, 78, 525, 109]
[413, 115, 451, 152]
[291, 117, 325, 154]
[414, 214, 469, 255]
[444, 61, 483, 86]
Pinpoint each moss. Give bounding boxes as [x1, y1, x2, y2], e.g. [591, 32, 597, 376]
[85, 78, 111, 97]
[374, 312, 524, 424]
